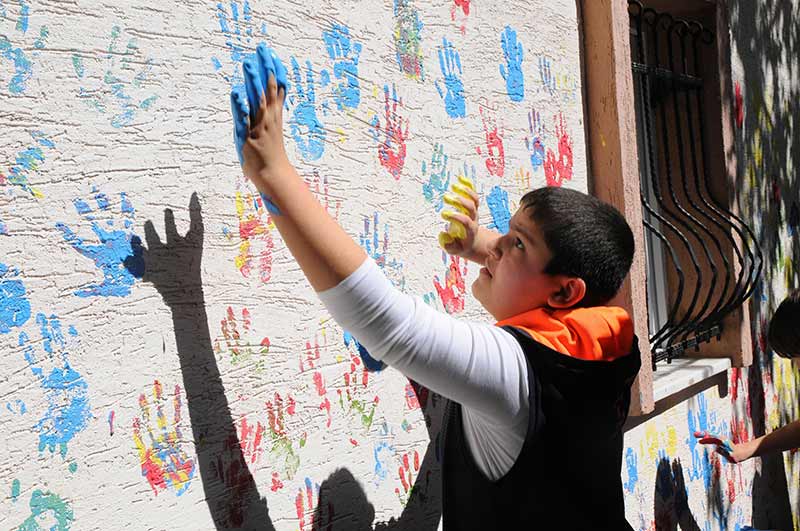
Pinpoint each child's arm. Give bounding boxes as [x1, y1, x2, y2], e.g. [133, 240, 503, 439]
[695, 420, 800, 463]
[234, 55, 365, 292]
[231, 52, 532, 482]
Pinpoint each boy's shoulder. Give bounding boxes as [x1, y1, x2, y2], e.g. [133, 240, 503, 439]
[496, 306, 633, 361]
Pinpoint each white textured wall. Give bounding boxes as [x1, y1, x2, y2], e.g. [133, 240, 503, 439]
[1, 1, 586, 529]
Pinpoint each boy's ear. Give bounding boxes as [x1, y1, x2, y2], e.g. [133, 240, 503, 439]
[547, 277, 586, 309]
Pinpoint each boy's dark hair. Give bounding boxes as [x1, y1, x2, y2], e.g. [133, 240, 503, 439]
[520, 187, 635, 307]
[768, 289, 800, 358]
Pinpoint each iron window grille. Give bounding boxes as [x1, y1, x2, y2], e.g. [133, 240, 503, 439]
[628, 0, 762, 368]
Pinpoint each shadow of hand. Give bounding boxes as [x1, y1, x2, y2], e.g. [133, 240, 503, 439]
[126, 192, 204, 307]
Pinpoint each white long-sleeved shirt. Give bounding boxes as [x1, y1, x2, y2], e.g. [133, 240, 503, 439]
[318, 258, 531, 481]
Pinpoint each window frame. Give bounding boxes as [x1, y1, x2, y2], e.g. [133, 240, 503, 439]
[578, 0, 752, 415]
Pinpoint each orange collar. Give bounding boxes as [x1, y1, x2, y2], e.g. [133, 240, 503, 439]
[496, 307, 634, 361]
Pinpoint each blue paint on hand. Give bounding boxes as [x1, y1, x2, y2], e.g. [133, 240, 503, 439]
[0, 263, 31, 334]
[230, 87, 249, 165]
[500, 26, 524, 102]
[259, 191, 281, 216]
[323, 24, 362, 110]
[289, 57, 326, 161]
[487, 186, 510, 234]
[56, 190, 144, 298]
[243, 58, 264, 124]
[435, 37, 465, 118]
[21, 314, 92, 458]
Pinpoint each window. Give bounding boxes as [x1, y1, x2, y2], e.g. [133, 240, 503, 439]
[628, 0, 762, 368]
[579, 0, 758, 413]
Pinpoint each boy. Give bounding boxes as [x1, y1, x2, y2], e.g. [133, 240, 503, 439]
[231, 45, 641, 530]
[696, 289, 800, 463]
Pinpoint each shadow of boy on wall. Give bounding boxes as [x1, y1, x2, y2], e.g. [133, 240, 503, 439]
[127, 193, 444, 530]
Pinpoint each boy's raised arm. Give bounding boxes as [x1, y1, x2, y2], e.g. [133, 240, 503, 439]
[232, 48, 366, 293]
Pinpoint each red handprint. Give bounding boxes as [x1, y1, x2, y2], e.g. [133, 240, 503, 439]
[265, 392, 303, 479]
[395, 450, 420, 506]
[374, 84, 410, 181]
[306, 169, 341, 220]
[543, 113, 574, 187]
[434, 255, 468, 314]
[451, 0, 470, 34]
[215, 306, 270, 371]
[475, 105, 505, 177]
[300, 334, 332, 428]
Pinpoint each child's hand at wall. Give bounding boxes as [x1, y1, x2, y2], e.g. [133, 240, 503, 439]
[439, 175, 479, 256]
[231, 44, 291, 187]
[693, 431, 754, 463]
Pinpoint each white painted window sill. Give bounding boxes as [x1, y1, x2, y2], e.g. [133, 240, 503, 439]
[652, 357, 732, 403]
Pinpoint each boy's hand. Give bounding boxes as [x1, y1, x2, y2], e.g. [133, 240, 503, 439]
[438, 175, 479, 257]
[693, 431, 753, 463]
[231, 44, 290, 183]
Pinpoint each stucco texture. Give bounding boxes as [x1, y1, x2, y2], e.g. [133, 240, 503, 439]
[1, 0, 586, 529]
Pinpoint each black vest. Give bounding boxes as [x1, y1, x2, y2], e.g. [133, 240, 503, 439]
[442, 326, 641, 530]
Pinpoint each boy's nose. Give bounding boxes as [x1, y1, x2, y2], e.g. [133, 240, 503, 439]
[488, 238, 502, 259]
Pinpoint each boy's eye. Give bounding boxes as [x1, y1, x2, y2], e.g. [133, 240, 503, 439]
[515, 238, 524, 250]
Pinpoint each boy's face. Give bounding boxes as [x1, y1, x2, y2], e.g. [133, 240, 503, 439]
[472, 209, 565, 321]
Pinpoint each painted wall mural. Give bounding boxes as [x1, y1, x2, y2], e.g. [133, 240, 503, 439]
[1, 0, 796, 529]
[1, 0, 585, 529]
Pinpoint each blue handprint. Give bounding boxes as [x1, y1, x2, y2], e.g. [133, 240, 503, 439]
[487, 185, 510, 234]
[623, 447, 638, 493]
[323, 24, 361, 111]
[0, 263, 31, 334]
[435, 37, 465, 119]
[3, 131, 53, 199]
[20, 313, 92, 458]
[211, 0, 266, 89]
[538, 55, 556, 95]
[500, 26, 524, 102]
[525, 108, 546, 171]
[0, 0, 48, 94]
[359, 212, 405, 290]
[72, 26, 157, 128]
[55, 189, 144, 298]
[421, 143, 450, 211]
[289, 57, 326, 161]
